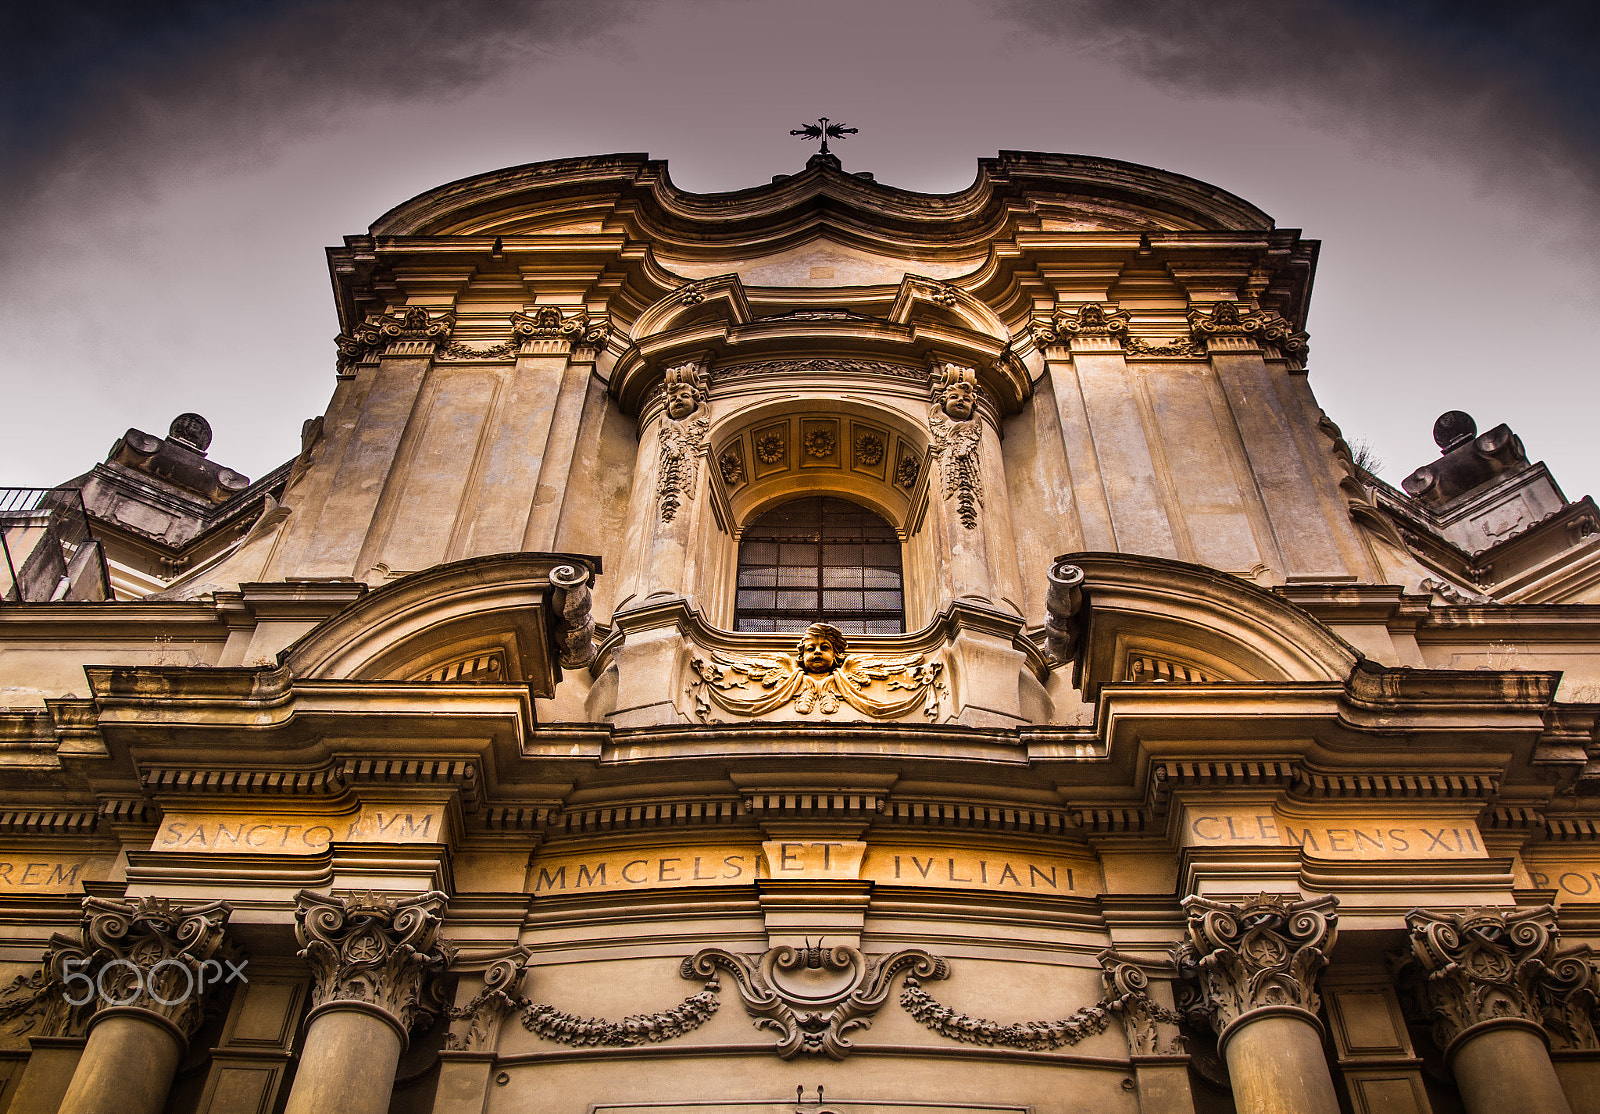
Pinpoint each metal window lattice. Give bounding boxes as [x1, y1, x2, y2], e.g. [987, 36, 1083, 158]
[734, 496, 904, 634]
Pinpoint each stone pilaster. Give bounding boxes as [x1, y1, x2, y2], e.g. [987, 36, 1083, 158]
[282, 890, 452, 1114]
[1178, 892, 1341, 1114]
[55, 897, 235, 1114]
[1398, 906, 1581, 1114]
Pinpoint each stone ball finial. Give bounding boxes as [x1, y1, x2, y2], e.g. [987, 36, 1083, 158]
[168, 413, 213, 453]
[1432, 411, 1476, 454]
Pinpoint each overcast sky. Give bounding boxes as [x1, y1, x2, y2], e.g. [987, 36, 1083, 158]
[3, 0, 1597, 503]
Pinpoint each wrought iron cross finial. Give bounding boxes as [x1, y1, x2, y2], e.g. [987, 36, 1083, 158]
[790, 117, 857, 157]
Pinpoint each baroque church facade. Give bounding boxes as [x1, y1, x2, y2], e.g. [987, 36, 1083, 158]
[2, 149, 1600, 1114]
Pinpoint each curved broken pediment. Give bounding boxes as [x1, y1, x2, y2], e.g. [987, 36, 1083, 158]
[282, 553, 598, 696]
[1056, 553, 1361, 701]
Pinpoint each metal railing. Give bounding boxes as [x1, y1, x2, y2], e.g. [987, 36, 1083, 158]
[0, 487, 106, 602]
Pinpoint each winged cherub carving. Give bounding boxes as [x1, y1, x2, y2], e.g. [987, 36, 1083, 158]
[690, 623, 945, 720]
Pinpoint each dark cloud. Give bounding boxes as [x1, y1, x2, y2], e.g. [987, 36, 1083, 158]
[0, 0, 638, 221]
[994, 0, 1600, 234]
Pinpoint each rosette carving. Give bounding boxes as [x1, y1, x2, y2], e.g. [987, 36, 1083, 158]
[684, 943, 947, 1059]
[1396, 905, 1598, 1054]
[295, 890, 453, 1038]
[1177, 893, 1337, 1041]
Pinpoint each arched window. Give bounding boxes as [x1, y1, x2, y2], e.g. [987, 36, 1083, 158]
[734, 497, 904, 634]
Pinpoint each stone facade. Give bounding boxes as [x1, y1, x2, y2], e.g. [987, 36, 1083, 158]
[1, 149, 1600, 1113]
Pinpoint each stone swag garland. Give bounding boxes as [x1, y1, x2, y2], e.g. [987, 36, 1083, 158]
[496, 948, 1177, 1058]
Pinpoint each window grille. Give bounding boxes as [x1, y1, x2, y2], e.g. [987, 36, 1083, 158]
[734, 496, 904, 634]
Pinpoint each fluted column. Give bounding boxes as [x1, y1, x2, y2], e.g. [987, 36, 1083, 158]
[282, 890, 452, 1114]
[1178, 892, 1341, 1114]
[1398, 906, 1579, 1114]
[56, 897, 234, 1114]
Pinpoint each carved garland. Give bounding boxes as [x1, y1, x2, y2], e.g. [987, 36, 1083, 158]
[657, 362, 711, 522]
[521, 977, 722, 1046]
[929, 363, 984, 529]
[899, 977, 1115, 1049]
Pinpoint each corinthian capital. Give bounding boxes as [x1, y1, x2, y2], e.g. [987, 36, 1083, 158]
[295, 890, 453, 1039]
[1177, 892, 1338, 1040]
[1397, 905, 1592, 1055]
[71, 896, 234, 1040]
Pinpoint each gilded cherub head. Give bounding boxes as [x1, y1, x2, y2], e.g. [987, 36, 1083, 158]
[796, 623, 848, 674]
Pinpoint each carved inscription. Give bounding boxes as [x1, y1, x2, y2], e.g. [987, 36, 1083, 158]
[1181, 808, 1485, 859]
[863, 846, 1100, 894]
[1525, 857, 1600, 903]
[0, 855, 110, 893]
[530, 847, 758, 894]
[524, 843, 1104, 896]
[153, 807, 443, 854]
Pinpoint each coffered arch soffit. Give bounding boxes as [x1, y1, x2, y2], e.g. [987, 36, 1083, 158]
[612, 273, 1028, 417]
[281, 553, 594, 697]
[708, 397, 933, 537]
[1066, 553, 1361, 702]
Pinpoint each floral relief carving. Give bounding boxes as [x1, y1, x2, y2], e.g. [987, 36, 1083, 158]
[755, 432, 786, 464]
[335, 306, 455, 370]
[803, 429, 836, 458]
[899, 977, 1114, 1050]
[295, 890, 453, 1037]
[685, 942, 947, 1060]
[896, 454, 921, 489]
[1395, 905, 1598, 1054]
[445, 951, 530, 1052]
[522, 977, 722, 1046]
[718, 450, 746, 486]
[1100, 952, 1186, 1056]
[855, 432, 884, 466]
[1187, 302, 1309, 360]
[897, 952, 1184, 1055]
[656, 362, 710, 522]
[437, 338, 519, 361]
[929, 363, 984, 529]
[1176, 892, 1338, 1041]
[689, 623, 946, 721]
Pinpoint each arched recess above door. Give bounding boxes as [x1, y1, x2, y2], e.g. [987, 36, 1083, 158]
[708, 398, 932, 537]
